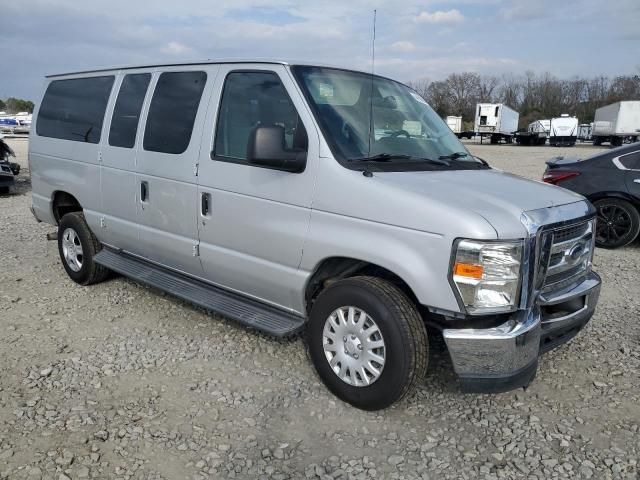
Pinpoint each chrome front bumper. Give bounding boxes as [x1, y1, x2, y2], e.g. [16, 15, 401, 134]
[443, 271, 601, 393]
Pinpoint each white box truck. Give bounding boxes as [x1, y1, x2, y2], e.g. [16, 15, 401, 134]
[474, 103, 519, 144]
[445, 116, 475, 139]
[549, 114, 578, 147]
[592, 101, 640, 146]
[515, 119, 548, 146]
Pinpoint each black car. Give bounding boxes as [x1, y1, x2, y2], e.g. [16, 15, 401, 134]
[543, 143, 640, 249]
[0, 137, 19, 193]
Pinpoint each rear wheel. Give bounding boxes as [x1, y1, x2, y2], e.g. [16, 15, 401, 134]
[306, 276, 428, 410]
[594, 198, 640, 249]
[57, 212, 110, 285]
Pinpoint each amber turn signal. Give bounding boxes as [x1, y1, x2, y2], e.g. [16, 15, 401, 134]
[453, 262, 484, 279]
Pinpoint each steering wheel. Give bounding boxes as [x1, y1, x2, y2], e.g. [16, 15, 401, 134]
[389, 129, 411, 138]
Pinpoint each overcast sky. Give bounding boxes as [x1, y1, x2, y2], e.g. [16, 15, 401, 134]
[3, 0, 639, 100]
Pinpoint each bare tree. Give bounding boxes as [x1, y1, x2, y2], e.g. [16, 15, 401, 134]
[405, 70, 640, 127]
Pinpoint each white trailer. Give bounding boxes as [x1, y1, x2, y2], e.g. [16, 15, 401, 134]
[474, 103, 519, 144]
[539, 119, 550, 135]
[445, 116, 462, 134]
[577, 123, 593, 142]
[515, 119, 548, 146]
[549, 114, 578, 146]
[593, 101, 640, 146]
[445, 116, 475, 139]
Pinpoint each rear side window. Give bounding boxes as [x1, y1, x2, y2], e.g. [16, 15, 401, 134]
[214, 71, 307, 163]
[109, 73, 151, 148]
[143, 71, 207, 154]
[37, 76, 115, 143]
[619, 151, 640, 170]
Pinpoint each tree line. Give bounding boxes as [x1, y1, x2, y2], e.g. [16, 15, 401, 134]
[407, 71, 640, 130]
[0, 98, 35, 114]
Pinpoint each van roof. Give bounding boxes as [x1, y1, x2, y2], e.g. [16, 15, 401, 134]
[46, 58, 351, 78]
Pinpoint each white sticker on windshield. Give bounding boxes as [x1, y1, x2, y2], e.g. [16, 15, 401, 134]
[318, 83, 334, 98]
[410, 92, 427, 105]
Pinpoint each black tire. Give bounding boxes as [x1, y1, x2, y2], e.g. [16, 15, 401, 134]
[57, 212, 110, 285]
[594, 198, 640, 249]
[306, 276, 428, 410]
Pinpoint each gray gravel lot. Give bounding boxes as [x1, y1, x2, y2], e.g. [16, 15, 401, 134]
[1, 137, 639, 479]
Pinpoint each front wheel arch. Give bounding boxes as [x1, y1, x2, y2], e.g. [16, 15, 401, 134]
[304, 257, 420, 315]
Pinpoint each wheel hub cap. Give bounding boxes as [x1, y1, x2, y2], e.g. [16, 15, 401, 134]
[61, 228, 83, 272]
[343, 334, 362, 358]
[322, 306, 386, 387]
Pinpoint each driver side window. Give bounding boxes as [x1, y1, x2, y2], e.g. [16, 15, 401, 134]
[213, 71, 307, 164]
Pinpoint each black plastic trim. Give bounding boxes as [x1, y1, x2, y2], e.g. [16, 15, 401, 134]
[540, 310, 593, 354]
[458, 359, 538, 393]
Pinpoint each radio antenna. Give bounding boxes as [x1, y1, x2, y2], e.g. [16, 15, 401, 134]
[371, 9, 377, 74]
[367, 9, 377, 158]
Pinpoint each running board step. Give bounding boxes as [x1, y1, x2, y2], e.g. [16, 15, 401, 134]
[94, 249, 305, 337]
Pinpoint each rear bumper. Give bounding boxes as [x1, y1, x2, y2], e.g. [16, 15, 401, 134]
[443, 271, 600, 393]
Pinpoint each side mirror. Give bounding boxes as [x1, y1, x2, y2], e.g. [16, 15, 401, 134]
[247, 126, 306, 173]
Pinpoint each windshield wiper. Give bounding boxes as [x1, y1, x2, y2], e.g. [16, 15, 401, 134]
[350, 153, 412, 163]
[439, 151, 490, 168]
[439, 151, 469, 160]
[351, 153, 452, 166]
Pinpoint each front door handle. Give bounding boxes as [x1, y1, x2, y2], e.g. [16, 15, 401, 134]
[201, 192, 211, 216]
[140, 181, 149, 202]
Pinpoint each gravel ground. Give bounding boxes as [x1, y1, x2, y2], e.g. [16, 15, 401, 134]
[1, 137, 639, 480]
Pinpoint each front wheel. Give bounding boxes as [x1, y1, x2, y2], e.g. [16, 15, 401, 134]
[594, 198, 640, 249]
[306, 276, 428, 410]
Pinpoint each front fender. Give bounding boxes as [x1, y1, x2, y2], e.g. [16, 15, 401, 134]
[298, 210, 462, 313]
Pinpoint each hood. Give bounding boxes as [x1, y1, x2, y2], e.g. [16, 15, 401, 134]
[373, 168, 586, 238]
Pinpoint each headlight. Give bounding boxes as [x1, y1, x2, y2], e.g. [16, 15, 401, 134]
[450, 239, 523, 314]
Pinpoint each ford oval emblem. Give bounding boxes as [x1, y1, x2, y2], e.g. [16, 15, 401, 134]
[567, 243, 584, 261]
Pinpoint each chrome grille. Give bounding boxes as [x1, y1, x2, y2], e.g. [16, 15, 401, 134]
[541, 219, 594, 293]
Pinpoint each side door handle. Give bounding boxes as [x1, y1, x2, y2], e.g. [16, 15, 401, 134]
[140, 181, 149, 202]
[201, 192, 211, 216]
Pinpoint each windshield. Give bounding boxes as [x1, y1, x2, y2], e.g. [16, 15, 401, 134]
[292, 66, 486, 171]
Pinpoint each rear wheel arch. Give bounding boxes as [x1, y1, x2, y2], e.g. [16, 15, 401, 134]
[52, 191, 82, 224]
[587, 191, 640, 209]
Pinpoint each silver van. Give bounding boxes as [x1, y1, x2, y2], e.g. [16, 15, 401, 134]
[29, 60, 601, 410]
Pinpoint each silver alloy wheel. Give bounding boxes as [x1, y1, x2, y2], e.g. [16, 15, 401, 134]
[61, 227, 84, 272]
[322, 306, 386, 387]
